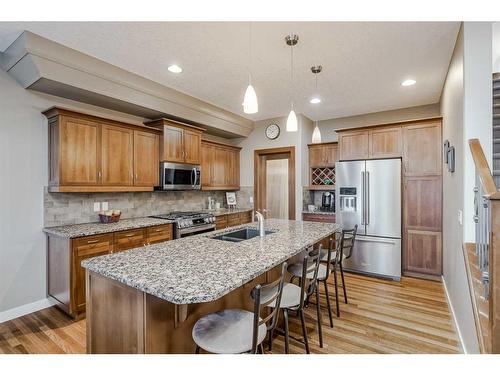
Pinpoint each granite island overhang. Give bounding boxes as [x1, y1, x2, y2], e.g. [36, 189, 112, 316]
[82, 219, 341, 353]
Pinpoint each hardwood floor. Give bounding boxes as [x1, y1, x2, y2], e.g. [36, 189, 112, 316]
[0, 273, 461, 354]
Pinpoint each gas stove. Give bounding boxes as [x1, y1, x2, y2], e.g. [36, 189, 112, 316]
[150, 211, 216, 238]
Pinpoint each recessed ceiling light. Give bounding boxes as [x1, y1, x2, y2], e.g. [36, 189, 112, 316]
[310, 97, 321, 104]
[168, 64, 183, 74]
[401, 79, 416, 87]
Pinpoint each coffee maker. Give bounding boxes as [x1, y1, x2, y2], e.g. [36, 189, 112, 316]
[321, 191, 335, 212]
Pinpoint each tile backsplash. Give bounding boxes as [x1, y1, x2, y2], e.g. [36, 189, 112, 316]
[44, 187, 254, 227]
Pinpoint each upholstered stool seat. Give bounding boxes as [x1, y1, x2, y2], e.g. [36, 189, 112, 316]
[262, 282, 306, 309]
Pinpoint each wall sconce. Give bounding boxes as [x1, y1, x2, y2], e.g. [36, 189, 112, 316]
[443, 140, 455, 173]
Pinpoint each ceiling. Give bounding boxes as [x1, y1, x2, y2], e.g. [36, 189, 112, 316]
[0, 22, 460, 121]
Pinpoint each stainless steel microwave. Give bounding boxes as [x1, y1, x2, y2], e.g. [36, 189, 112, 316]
[158, 162, 201, 190]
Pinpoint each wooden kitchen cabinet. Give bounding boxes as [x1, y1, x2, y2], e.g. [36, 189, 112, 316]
[145, 118, 204, 165]
[404, 230, 442, 276]
[215, 215, 228, 230]
[368, 126, 402, 158]
[214, 210, 253, 230]
[44, 108, 161, 192]
[338, 129, 369, 160]
[403, 121, 442, 176]
[133, 130, 160, 187]
[404, 176, 442, 231]
[201, 140, 241, 190]
[309, 142, 338, 168]
[101, 124, 134, 186]
[47, 223, 173, 319]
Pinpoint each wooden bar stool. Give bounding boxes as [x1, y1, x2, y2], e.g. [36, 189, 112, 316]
[192, 262, 287, 354]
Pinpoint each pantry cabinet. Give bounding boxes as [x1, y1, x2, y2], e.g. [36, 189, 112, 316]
[201, 140, 241, 190]
[44, 108, 161, 192]
[47, 223, 173, 319]
[145, 118, 204, 165]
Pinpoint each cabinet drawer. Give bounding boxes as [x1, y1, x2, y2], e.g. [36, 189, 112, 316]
[73, 234, 113, 256]
[227, 213, 241, 227]
[302, 213, 336, 223]
[114, 228, 146, 252]
[146, 224, 173, 245]
[215, 215, 228, 230]
[239, 211, 253, 224]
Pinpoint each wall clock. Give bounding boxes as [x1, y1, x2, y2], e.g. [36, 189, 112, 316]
[265, 123, 280, 140]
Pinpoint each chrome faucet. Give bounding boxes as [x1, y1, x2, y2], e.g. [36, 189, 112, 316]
[255, 210, 265, 236]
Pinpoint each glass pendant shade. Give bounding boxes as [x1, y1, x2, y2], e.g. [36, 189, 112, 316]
[312, 123, 322, 143]
[242, 83, 258, 114]
[286, 109, 298, 132]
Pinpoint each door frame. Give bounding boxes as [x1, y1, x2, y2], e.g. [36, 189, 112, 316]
[254, 146, 296, 220]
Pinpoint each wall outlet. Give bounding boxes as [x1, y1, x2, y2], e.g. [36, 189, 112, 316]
[458, 210, 463, 225]
[249, 196, 254, 204]
[93, 202, 101, 212]
[102, 202, 109, 211]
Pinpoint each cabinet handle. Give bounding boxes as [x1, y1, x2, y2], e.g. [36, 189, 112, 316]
[124, 233, 135, 237]
[87, 239, 99, 244]
[155, 229, 162, 232]
[98, 171, 102, 180]
[135, 173, 138, 180]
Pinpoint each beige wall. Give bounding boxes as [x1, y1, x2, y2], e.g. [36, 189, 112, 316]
[317, 103, 441, 142]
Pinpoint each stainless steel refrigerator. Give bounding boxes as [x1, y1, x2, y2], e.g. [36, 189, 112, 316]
[336, 158, 402, 280]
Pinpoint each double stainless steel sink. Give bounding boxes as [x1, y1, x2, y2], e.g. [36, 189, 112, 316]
[211, 228, 275, 242]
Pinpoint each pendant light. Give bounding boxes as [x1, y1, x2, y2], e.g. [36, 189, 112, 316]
[285, 34, 299, 132]
[242, 23, 258, 114]
[311, 65, 322, 143]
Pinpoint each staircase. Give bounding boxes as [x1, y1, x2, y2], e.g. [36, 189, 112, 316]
[494, 73, 500, 188]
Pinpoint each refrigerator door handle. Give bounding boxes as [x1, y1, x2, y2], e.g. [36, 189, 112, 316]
[361, 171, 365, 225]
[366, 171, 370, 225]
[356, 236, 398, 245]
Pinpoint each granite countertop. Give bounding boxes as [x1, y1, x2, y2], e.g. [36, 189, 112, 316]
[302, 210, 336, 216]
[202, 208, 253, 216]
[43, 217, 175, 239]
[82, 219, 340, 305]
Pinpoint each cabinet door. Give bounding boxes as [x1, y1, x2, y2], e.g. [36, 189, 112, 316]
[162, 125, 184, 163]
[323, 144, 339, 166]
[369, 127, 402, 158]
[404, 230, 442, 276]
[339, 130, 369, 160]
[404, 176, 442, 231]
[226, 149, 240, 187]
[60, 116, 99, 185]
[227, 213, 241, 227]
[201, 143, 214, 187]
[212, 147, 227, 187]
[215, 215, 228, 229]
[73, 234, 113, 313]
[184, 129, 201, 164]
[146, 224, 173, 245]
[101, 125, 134, 186]
[309, 145, 326, 167]
[134, 131, 159, 187]
[403, 122, 441, 176]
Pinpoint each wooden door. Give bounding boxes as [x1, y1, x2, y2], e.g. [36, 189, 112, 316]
[212, 146, 227, 187]
[404, 176, 442, 231]
[72, 234, 113, 313]
[309, 145, 326, 167]
[201, 142, 214, 187]
[323, 144, 339, 166]
[339, 130, 369, 160]
[405, 230, 442, 275]
[134, 131, 159, 187]
[162, 125, 184, 163]
[59, 116, 99, 185]
[101, 125, 134, 186]
[403, 122, 442, 176]
[183, 129, 201, 164]
[369, 126, 402, 158]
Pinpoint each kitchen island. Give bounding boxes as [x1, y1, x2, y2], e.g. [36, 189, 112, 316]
[82, 219, 340, 353]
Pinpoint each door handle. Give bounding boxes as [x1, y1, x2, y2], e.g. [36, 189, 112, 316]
[361, 171, 365, 225]
[356, 236, 397, 245]
[366, 171, 370, 225]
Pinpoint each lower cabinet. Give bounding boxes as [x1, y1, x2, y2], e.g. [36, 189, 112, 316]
[302, 213, 336, 250]
[404, 230, 442, 277]
[48, 223, 173, 319]
[215, 210, 253, 230]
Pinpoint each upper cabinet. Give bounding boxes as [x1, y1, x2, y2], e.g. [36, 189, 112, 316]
[145, 119, 204, 165]
[309, 142, 338, 168]
[402, 121, 442, 176]
[201, 140, 241, 190]
[44, 108, 160, 192]
[338, 126, 401, 160]
[338, 129, 369, 160]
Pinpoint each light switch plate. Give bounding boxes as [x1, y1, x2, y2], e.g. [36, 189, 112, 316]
[93, 202, 101, 212]
[249, 196, 254, 204]
[458, 210, 463, 225]
[102, 202, 109, 211]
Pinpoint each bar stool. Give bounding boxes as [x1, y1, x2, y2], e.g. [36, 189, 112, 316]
[263, 246, 322, 354]
[321, 225, 358, 315]
[287, 243, 331, 348]
[192, 262, 287, 354]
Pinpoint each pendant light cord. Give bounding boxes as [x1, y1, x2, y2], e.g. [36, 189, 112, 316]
[248, 22, 252, 84]
[290, 42, 294, 108]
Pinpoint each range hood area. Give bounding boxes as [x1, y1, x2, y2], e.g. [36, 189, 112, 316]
[0, 31, 253, 139]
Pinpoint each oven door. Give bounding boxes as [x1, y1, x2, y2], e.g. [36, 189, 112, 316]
[160, 162, 201, 190]
[176, 224, 216, 239]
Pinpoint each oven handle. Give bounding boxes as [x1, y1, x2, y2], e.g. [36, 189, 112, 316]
[177, 223, 215, 236]
[192, 167, 198, 187]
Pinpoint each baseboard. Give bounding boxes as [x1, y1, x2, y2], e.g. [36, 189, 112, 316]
[442, 276, 467, 353]
[0, 298, 55, 323]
